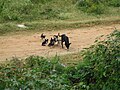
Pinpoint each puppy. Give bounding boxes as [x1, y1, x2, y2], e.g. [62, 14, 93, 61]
[48, 38, 55, 46]
[41, 33, 46, 39]
[42, 39, 48, 46]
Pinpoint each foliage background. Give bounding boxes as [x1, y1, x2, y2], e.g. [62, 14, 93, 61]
[0, 0, 120, 35]
[0, 0, 120, 22]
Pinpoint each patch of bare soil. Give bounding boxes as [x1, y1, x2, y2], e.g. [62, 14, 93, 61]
[0, 24, 120, 61]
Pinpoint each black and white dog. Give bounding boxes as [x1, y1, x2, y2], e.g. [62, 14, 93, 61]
[42, 39, 48, 46]
[41, 33, 46, 39]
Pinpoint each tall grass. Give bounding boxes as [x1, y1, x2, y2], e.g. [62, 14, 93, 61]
[0, 0, 75, 22]
[0, 0, 120, 22]
[0, 0, 120, 35]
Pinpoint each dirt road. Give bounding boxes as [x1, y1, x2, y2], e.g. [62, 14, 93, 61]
[0, 24, 120, 61]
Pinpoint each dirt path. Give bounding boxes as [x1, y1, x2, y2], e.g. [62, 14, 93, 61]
[0, 24, 120, 61]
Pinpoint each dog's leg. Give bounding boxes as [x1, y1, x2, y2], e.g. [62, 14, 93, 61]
[61, 41, 64, 48]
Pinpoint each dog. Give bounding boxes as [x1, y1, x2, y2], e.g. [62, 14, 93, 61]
[42, 39, 48, 46]
[41, 33, 46, 39]
[48, 38, 55, 46]
[61, 34, 71, 49]
[53, 33, 62, 44]
[53, 35, 58, 42]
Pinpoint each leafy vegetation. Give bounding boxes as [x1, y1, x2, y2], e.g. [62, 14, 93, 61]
[0, 0, 120, 22]
[77, 0, 106, 14]
[0, 0, 120, 35]
[0, 30, 120, 89]
[76, 0, 120, 14]
[0, 0, 74, 22]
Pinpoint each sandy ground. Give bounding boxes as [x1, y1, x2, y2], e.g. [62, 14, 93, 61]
[0, 24, 120, 61]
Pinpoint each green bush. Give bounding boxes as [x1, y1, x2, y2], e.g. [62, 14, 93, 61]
[87, 3, 105, 14]
[79, 30, 120, 89]
[0, 0, 119, 22]
[0, 0, 34, 21]
[77, 0, 106, 14]
[0, 0, 75, 22]
[108, 0, 120, 7]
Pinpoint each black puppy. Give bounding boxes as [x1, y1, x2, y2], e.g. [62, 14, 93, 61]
[42, 39, 48, 46]
[41, 33, 46, 39]
[61, 34, 71, 49]
[48, 38, 55, 46]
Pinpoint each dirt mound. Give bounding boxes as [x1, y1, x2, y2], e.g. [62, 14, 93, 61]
[0, 24, 120, 61]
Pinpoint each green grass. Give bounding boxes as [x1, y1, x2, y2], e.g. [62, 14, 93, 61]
[0, 0, 120, 35]
[59, 52, 83, 66]
[0, 16, 120, 35]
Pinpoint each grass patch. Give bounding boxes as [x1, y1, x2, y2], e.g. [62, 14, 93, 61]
[59, 52, 83, 66]
[0, 16, 120, 35]
[0, 0, 120, 35]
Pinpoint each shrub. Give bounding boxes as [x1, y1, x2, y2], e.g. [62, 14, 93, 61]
[0, 0, 33, 21]
[87, 3, 105, 14]
[108, 0, 120, 7]
[77, 0, 106, 14]
[80, 30, 120, 89]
